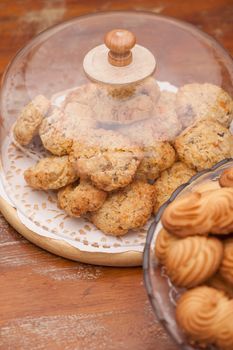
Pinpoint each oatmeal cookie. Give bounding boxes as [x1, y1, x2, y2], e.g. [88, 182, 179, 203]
[176, 83, 233, 128]
[39, 108, 72, 156]
[90, 181, 155, 236]
[39, 104, 97, 156]
[119, 91, 182, 144]
[174, 120, 233, 171]
[24, 156, 78, 190]
[70, 129, 143, 191]
[153, 91, 182, 140]
[57, 180, 107, 217]
[13, 95, 50, 145]
[153, 162, 196, 212]
[62, 83, 98, 107]
[107, 77, 160, 124]
[64, 77, 160, 124]
[136, 141, 176, 181]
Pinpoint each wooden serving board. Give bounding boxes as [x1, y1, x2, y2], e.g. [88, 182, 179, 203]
[0, 195, 142, 267]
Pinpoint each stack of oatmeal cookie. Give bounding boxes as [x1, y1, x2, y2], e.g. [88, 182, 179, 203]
[13, 78, 233, 236]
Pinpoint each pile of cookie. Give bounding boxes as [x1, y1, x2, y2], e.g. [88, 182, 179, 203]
[155, 167, 233, 349]
[12, 78, 233, 236]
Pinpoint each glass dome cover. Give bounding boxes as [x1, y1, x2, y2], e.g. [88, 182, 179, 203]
[0, 11, 233, 246]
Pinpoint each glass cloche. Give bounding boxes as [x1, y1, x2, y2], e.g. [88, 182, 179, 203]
[0, 11, 233, 254]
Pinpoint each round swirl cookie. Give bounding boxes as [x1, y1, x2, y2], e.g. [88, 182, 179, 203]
[155, 228, 179, 265]
[211, 296, 233, 350]
[57, 180, 107, 217]
[207, 273, 233, 299]
[219, 167, 233, 188]
[176, 286, 233, 349]
[162, 188, 233, 237]
[219, 238, 233, 285]
[13, 95, 50, 146]
[191, 179, 220, 193]
[174, 120, 233, 171]
[164, 236, 223, 288]
[24, 156, 78, 190]
[176, 286, 224, 345]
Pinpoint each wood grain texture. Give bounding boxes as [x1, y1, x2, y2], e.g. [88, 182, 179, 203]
[0, 1, 232, 349]
[0, 196, 142, 267]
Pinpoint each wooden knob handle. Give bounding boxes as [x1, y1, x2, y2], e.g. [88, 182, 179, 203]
[104, 29, 136, 67]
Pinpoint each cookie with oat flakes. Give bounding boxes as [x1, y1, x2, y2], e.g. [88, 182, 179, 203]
[136, 141, 176, 182]
[174, 120, 233, 171]
[153, 161, 196, 213]
[119, 91, 182, 144]
[39, 104, 97, 156]
[57, 180, 107, 217]
[24, 156, 78, 190]
[176, 83, 233, 128]
[13, 95, 50, 146]
[70, 129, 143, 191]
[63, 77, 160, 124]
[89, 180, 155, 236]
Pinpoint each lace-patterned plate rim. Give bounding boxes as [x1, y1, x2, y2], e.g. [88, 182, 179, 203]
[0, 134, 150, 254]
[0, 137, 146, 266]
[0, 193, 142, 267]
[143, 157, 233, 350]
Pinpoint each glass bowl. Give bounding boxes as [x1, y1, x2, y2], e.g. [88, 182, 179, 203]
[143, 158, 233, 350]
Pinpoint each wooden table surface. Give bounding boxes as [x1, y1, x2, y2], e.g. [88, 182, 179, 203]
[0, 1, 232, 349]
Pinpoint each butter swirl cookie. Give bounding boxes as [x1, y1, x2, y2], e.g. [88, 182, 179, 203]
[162, 188, 233, 237]
[24, 156, 78, 190]
[207, 273, 233, 298]
[155, 228, 178, 265]
[191, 180, 220, 193]
[165, 236, 223, 288]
[211, 297, 233, 350]
[219, 167, 233, 188]
[57, 180, 107, 217]
[176, 286, 224, 344]
[13, 95, 50, 146]
[219, 238, 233, 285]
